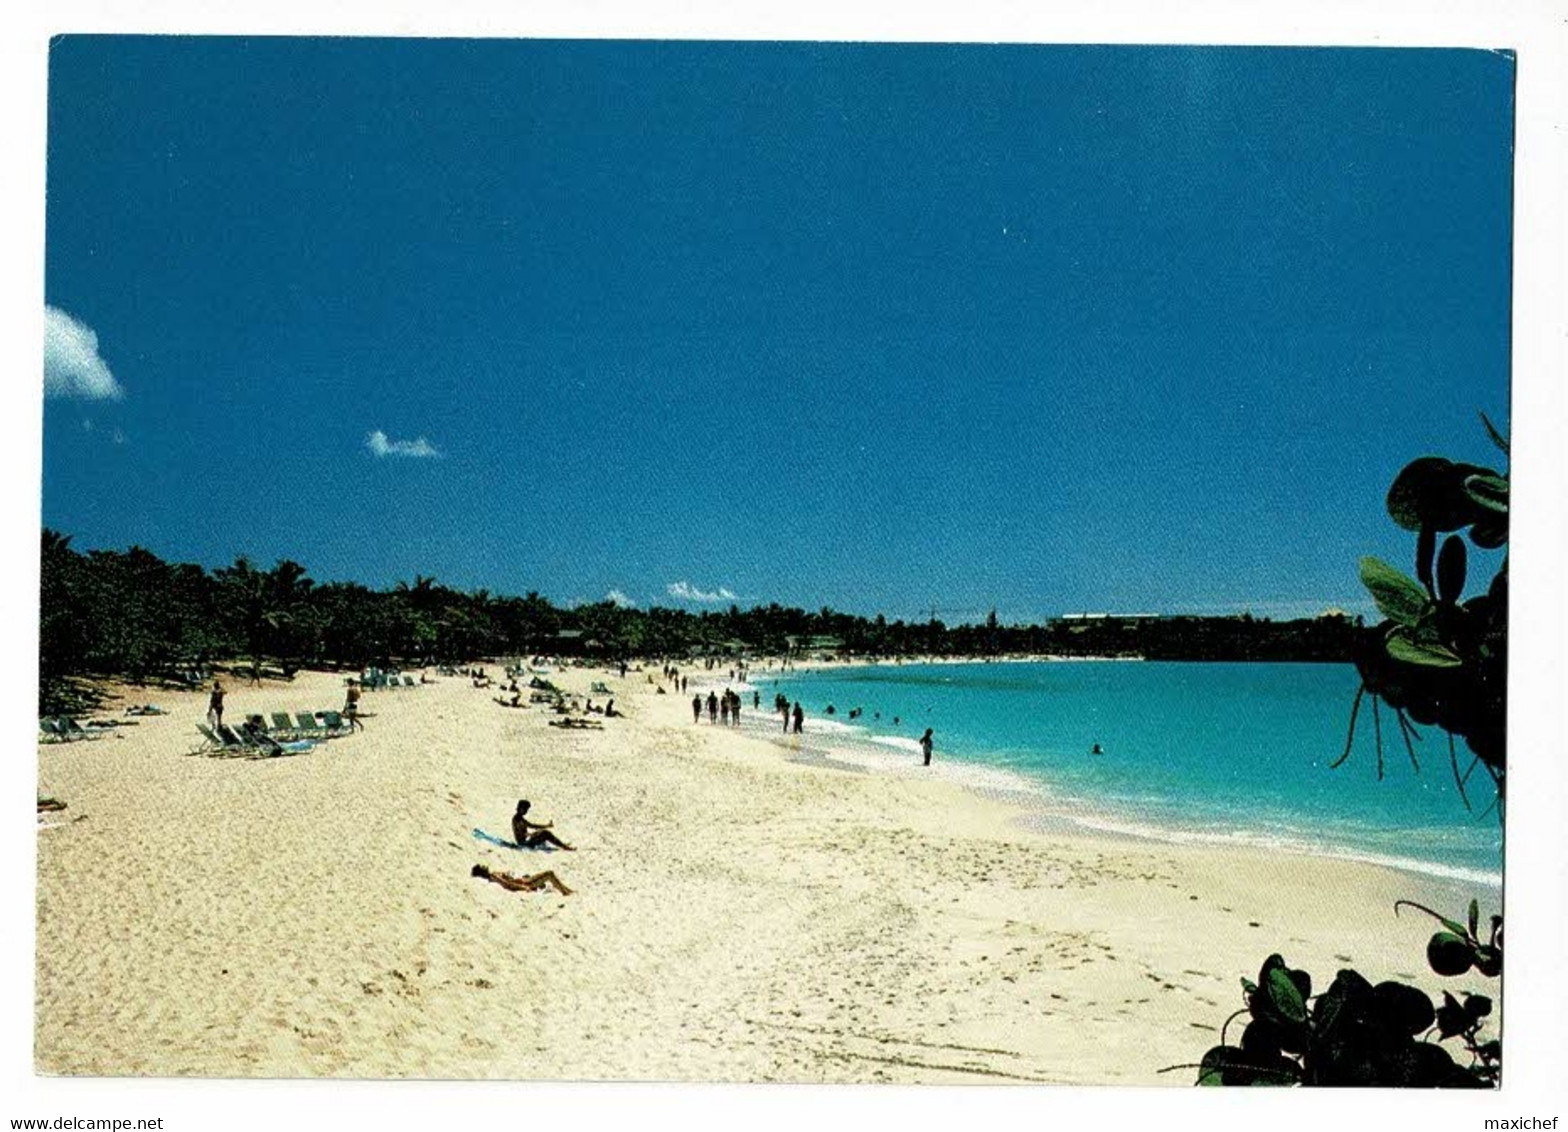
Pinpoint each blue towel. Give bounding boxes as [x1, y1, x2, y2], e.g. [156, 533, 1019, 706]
[472, 828, 554, 852]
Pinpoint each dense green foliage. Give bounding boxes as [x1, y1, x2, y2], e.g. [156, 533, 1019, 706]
[1190, 901, 1501, 1087]
[37, 529, 1359, 714]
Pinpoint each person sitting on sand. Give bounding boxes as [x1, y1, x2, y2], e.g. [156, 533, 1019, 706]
[603, 699, 620, 718]
[512, 800, 576, 851]
[470, 863, 572, 896]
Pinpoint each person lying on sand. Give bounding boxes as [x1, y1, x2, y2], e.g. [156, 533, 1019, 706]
[470, 863, 572, 896]
[512, 799, 575, 850]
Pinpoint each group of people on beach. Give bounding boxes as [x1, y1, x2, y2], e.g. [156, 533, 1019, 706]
[693, 688, 748, 726]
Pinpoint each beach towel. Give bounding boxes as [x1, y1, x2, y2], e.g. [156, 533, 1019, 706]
[471, 828, 555, 852]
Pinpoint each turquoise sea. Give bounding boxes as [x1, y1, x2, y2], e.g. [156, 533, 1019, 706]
[739, 661, 1501, 887]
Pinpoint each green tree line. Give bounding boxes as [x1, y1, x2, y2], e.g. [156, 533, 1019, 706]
[38, 528, 1360, 713]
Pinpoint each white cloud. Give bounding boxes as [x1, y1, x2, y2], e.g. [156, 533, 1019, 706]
[44, 306, 124, 400]
[366, 429, 441, 459]
[666, 581, 737, 604]
[605, 589, 636, 608]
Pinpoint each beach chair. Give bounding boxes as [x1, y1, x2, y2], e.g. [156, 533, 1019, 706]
[216, 724, 260, 754]
[231, 723, 313, 758]
[195, 723, 246, 754]
[403, 675, 417, 688]
[320, 710, 351, 736]
[60, 718, 106, 741]
[295, 712, 327, 739]
[270, 712, 300, 738]
[38, 718, 70, 743]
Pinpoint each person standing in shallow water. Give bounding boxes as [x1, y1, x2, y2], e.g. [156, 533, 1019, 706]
[692, 694, 702, 723]
[792, 702, 804, 734]
[707, 691, 719, 723]
[919, 728, 934, 767]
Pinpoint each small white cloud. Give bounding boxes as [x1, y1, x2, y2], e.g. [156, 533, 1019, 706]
[666, 581, 737, 603]
[366, 429, 441, 459]
[45, 306, 124, 400]
[606, 589, 636, 608]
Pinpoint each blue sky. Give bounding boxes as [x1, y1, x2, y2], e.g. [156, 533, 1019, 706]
[41, 39, 1513, 622]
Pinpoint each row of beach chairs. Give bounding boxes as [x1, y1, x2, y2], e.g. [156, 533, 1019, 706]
[256, 711, 354, 740]
[360, 671, 422, 691]
[194, 711, 354, 757]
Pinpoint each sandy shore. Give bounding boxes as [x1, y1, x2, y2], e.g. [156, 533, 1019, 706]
[34, 665, 1492, 1083]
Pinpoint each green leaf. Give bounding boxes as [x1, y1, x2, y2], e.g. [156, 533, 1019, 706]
[1463, 473, 1509, 514]
[1428, 932, 1474, 977]
[1464, 994, 1492, 1019]
[1266, 968, 1308, 1025]
[1385, 633, 1463, 668]
[1360, 558, 1429, 627]
[1386, 457, 1455, 532]
[1197, 1046, 1235, 1086]
[1467, 899, 1480, 938]
[1373, 980, 1435, 1036]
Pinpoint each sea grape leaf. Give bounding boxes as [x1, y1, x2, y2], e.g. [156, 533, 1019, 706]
[1473, 946, 1502, 978]
[1428, 932, 1474, 977]
[1287, 968, 1312, 1003]
[1437, 535, 1467, 604]
[1436, 992, 1468, 1038]
[1463, 473, 1509, 514]
[1464, 994, 1492, 1019]
[1385, 634, 1463, 668]
[1266, 967, 1309, 1025]
[1196, 1046, 1296, 1086]
[1386, 457, 1455, 531]
[1360, 558, 1429, 627]
[1372, 981, 1435, 1036]
[1467, 899, 1480, 938]
[1416, 525, 1437, 593]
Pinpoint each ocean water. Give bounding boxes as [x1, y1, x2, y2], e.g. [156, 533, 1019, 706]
[734, 661, 1502, 887]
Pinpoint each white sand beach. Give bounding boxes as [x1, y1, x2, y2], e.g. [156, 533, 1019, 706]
[34, 665, 1487, 1083]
